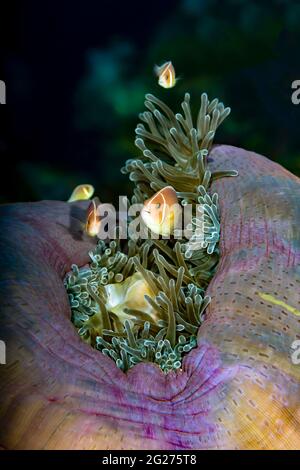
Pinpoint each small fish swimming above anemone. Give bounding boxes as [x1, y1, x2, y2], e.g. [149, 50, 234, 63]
[154, 61, 177, 89]
[141, 186, 182, 237]
[68, 184, 94, 202]
[86, 198, 101, 237]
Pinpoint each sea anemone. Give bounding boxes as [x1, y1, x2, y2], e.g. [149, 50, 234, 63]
[1, 145, 300, 449]
[65, 92, 238, 372]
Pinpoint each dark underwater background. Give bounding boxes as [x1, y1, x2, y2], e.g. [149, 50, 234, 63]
[0, 0, 300, 205]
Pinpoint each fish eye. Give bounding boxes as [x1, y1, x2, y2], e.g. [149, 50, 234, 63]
[156, 203, 161, 209]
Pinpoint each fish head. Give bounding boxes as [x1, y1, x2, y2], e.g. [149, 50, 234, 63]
[141, 186, 182, 237]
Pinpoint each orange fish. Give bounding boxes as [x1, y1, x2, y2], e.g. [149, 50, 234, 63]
[141, 186, 182, 236]
[86, 198, 101, 237]
[104, 272, 158, 325]
[68, 184, 94, 202]
[154, 61, 177, 89]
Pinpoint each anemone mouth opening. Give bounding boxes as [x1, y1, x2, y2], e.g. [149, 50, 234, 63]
[65, 91, 238, 374]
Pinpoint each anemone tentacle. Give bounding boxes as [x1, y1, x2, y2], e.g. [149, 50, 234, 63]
[66, 93, 237, 372]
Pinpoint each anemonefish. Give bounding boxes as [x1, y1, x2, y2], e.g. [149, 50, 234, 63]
[105, 272, 157, 325]
[68, 184, 94, 202]
[86, 198, 101, 237]
[141, 186, 182, 237]
[154, 61, 177, 89]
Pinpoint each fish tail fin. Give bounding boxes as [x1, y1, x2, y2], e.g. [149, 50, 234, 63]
[154, 64, 161, 76]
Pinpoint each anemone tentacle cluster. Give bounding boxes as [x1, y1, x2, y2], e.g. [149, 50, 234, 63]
[65, 92, 238, 372]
